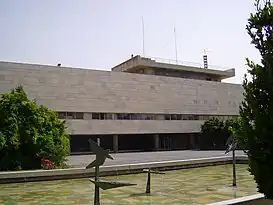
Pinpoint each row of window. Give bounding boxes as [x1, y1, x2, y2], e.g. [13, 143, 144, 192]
[58, 112, 84, 119]
[57, 112, 238, 121]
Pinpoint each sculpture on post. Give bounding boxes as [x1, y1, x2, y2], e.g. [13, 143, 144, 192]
[143, 168, 165, 194]
[86, 139, 137, 205]
[225, 127, 237, 187]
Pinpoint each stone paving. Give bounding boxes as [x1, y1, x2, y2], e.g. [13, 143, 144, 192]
[67, 150, 246, 168]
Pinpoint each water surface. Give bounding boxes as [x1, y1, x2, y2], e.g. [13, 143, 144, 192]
[0, 164, 258, 205]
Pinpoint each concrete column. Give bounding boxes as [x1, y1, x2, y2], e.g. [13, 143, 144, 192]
[113, 135, 119, 153]
[154, 134, 160, 151]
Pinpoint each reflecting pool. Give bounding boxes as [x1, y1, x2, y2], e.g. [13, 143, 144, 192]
[0, 164, 258, 205]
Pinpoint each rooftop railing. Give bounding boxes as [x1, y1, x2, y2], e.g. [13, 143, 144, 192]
[145, 56, 233, 71]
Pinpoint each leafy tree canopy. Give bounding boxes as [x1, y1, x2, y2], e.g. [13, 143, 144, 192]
[0, 86, 70, 171]
[201, 117, 237, 135]
[200, 117, 238, 150]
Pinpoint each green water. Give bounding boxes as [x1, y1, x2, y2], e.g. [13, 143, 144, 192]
[0, 164, 258, 205]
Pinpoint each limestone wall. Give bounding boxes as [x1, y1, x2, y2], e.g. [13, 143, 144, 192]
[0, 61, 243, 134]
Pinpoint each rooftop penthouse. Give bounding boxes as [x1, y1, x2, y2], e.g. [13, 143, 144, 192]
[112, 55, 235, 82]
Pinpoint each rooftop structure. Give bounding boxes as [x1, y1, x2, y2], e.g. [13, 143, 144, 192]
[112, 55, 235, 82]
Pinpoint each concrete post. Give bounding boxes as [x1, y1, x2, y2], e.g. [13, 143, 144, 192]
[113, 135, 119, 153]
[232, 149, 236, 186]
[154, 134, 159, 151]
[146, 170, 151, 194]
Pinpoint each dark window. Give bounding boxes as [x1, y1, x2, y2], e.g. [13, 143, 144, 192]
[128, 114, 156, 120]
[67, 112, 75, 119]
[116, 114, 122, 120]
[99, 113, 105, 120]
[92, 113, 100, 119]
[117, 113, 130, 120]
[57, 111, 234, 122]
[176, 114, 182, 120]
[58, 112, 66, 119]
[125, 114, 131, 120]
[75, 112, 84, 119]
[105, 113, 113, 120]
[171, 114, 178, 120]
[139, 114, 146, 120]
[145, 115, 154, 120]
[193, 115, 199, 120]
[130, 114, 138, 120]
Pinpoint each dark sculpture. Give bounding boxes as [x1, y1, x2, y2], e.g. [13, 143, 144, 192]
[86, 139, 137, 205]
[86, 139, 113, 169]
[89, 179, 136, 190]
[225, 128, 237, 187]
[143, 168, 165, 194]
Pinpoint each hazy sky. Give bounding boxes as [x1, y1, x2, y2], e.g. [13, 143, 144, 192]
[0, 0, 261, 84]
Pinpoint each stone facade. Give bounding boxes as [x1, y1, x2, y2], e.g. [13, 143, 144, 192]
[0, 61, 243, 135]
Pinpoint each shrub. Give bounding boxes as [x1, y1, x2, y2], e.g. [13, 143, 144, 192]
[200, 117, 238, 150]
[0, 86, 70, 171]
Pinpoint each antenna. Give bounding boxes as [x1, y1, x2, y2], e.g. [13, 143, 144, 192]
[141, 17, 145, 57]
[174, 26, 178, 64]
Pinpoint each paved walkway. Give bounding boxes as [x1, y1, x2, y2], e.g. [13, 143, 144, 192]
[67, 150, 245, 168]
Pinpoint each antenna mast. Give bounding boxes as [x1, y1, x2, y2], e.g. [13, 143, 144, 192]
[174, 26, 178, 64]
[142, 17, 145, 57]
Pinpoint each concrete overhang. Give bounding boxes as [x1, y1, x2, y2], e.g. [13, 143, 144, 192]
[112, 55, 235, 80]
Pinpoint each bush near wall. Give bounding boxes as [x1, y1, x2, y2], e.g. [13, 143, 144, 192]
[199, 117, 238, 150]
[0, 86, 70, 171]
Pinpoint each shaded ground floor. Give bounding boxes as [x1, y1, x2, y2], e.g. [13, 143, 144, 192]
[70, 133, 200, 154]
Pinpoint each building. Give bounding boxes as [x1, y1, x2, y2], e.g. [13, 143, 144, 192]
[0, 55, 243, 154]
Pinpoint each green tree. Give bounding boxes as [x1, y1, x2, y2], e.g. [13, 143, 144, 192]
[238, 0, 273, 199]
[201, 117, 225, 135]
[0, 86, 70, 171]
[200, 117, 238, 150]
